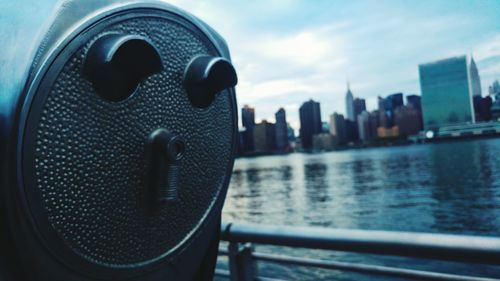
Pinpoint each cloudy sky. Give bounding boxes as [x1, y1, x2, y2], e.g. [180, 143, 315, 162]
[169, 0, 500, 130]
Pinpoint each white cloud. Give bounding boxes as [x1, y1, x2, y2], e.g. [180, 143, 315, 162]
[474, 35, 500, 61]
[166, 0, 500, 129]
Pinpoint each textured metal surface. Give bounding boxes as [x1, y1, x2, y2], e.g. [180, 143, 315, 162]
[25, 15, 234, 266]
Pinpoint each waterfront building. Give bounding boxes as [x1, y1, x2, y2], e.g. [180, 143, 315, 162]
[241, 105, 255, 152]
[377, 126, 399, 138]
[395, 105, 423, 136]
[377, 96, 385, 111]
[378, 108, 389, 128]
[329, 113, 346, 144]
[237, 129, 245, 155]
[345, 119, 359, 142]
[241, 104, 255, 129]
[369, 110, 381, 140]
[470, 56, 482, 97]
[473, 95, 492, 122]
[489, 79, 500, 97]
[287, 123, 296, 143]
[406, 95, 422, 112]
[418, 56, 475, 130]
[357, 111, 371, 142]
[353, 98, 366, 120]
[381, 93, 404, 128]
[274, 108, 289, 151]
[321, 122, 330, 133]
[385, 93, 404, 110]
[299, 99, 322, 149]
[345, 83, 355, 121]
[490, 80, 500, 120]
[312, 133, 336, 151]
[253, 120, 276, 153]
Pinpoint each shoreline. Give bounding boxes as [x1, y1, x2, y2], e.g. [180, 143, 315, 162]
[236, 133, 500, 158]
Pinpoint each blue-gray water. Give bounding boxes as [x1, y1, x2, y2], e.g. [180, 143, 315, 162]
[217, 138, 500, 280]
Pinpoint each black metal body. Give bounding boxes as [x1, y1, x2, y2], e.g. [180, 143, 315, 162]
[0, 1, 237, 280]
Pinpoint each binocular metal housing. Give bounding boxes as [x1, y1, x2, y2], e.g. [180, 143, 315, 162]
[0, 1, 238, 280]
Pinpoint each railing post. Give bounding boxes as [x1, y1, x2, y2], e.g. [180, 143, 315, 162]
[228, 242, 256, 281]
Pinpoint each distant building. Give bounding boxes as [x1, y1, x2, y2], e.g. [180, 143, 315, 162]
[418, 56, 475, 130]
[321, 122, 330, 133]
[242, 105, 255, 129]
[253, 120, 276, 153]
[395, 105, 423, 136]
[357, 111, 371, 142]
[287, 123, 296, 143]
[353, 98, 366, 120]
[345, 83, 355, 121]
[237, 129, 245, 155]
[274, 108, 289, 151]
[490, 80, 500, 120]
[369, 110, 381, 139]
[241, 105, 255, 152]
[377, 126, 399, 138]
[406, 95, 422, 112]
[313, 133, 336, 151]
[470, 56, 482, 97]
[489, 79, 500, 97]
[329, 113, 346, 144]
[299, 100, 322, 149]
[381, 93, 404, 128]
[345, 119, 359, 142]
[377, 96, 385, 111]
[385, 93, 404, 110]
[473, 95, 492, 122]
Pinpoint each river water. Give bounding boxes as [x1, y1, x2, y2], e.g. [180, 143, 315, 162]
[217, 138, 500, 280]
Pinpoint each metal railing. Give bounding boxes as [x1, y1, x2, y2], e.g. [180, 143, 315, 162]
[216, 223, 500, 281]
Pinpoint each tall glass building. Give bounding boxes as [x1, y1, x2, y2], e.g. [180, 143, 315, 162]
[274, 108, 289, 151]
[418, 56, 476, 130]
[345, 84, 354, 121]
[299, 99, 322, 149]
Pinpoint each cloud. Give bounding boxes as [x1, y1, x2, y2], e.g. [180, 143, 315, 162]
[167, 0, 500, 130]
[474, 36, 500, 61]
[473, 35, 500, 94]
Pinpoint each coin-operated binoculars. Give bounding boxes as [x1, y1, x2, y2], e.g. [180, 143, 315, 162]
[0, 1, 237, 280]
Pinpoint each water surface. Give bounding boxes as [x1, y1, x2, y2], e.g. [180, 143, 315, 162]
[218, 139, 500, 280]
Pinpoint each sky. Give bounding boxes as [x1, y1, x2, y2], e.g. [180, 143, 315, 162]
[2, 1, 499, 130]
[169, 0, 500, 130]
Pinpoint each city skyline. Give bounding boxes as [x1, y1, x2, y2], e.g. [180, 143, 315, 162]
[169, 0, 500, 130]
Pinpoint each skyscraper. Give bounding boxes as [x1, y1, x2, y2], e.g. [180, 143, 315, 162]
[406, 95, 422, 112]
[377, 96, 385, 111]
[345, 83, 355, 121]
[241, 105, 255, 129]
[395, 105, 423, 136]
[241, 105, 255, 152]
[384, 93, 404, 111]
[369, 110, 381, 139]
[353, 98, 366, 120]
[357, 111, 371, 142]
[253, 120, 276, 153]
[299, 99, 322, 149]
[275, 108, 289, 151]
[470, 56, 482, 97]
[287, 124, 296, 143]
[381, 93, 403, 128]
[418, 56, 475, 130]
[490, 80, 500, 119]
[329, 113, 346, 144]
[489, 79, 500, 97]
